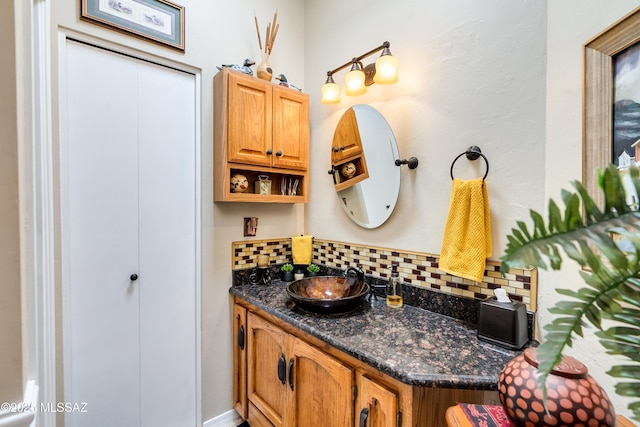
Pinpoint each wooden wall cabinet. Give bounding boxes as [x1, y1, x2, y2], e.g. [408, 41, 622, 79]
[330, 106, 369, 192]
[233, 300, 499, 427]
[214, 68, 310, 203]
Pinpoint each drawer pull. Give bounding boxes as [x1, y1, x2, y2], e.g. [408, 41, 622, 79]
[277, 355, 286, 384]
[359, 408, 369, 427]
[237, 324, 245, 350]
[288, 358, 294, 391]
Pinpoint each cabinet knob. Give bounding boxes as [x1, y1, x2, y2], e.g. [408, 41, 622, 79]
[340, 145, 345, 151]
[130, 274, 138, 281]
[266, 149, 273, 155]
[333, 146, 339, 153]
[275, 151, 282, 157]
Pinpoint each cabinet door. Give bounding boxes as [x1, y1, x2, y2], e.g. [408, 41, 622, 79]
[233, 304, 248, 419]
[227, 71, 273, 167]
[63, 40, 197, 427]
[272, 87, 309, 170]
[331, 107, 364, 165]
[248, 313, 287, 427]
[65, 41, 141, 427]
[356, 375, 399, 427]
[285, 337, 355, 427]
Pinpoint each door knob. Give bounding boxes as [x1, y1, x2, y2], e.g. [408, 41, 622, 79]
[130, 274, 138, 281]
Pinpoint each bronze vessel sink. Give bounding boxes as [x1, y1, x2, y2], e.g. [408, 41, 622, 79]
[285, 275, 370, 312]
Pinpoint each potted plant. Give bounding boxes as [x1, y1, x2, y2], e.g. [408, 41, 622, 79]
[501, 164, 640, 422]
[280, 263, 294, 281]
[306, 263, 321, 277]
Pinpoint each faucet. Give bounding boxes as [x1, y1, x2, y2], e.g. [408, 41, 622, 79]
[344, 265, 364, 283]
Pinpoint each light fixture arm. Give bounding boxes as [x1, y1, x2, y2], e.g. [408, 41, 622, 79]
[325, 41, 391, 78]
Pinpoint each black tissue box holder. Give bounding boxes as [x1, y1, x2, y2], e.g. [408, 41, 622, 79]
[477, 298, 528, 350]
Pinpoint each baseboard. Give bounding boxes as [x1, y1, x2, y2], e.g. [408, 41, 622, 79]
[203, 409, 243, 427]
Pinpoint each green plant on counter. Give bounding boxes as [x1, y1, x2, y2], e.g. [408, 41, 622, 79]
[306, 263, 320, 273]
[501, 164, 640, 421]
[281, 263, 294, 272]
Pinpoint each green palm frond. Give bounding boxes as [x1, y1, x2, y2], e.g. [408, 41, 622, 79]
[501, 164, 640, 421]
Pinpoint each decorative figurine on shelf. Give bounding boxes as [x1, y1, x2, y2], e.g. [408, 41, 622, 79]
[230, 173, 249, 193]
[275, 74, 302, 92]
[254, 9, 279, 81]
[341, 162, 357, 179]
[216, 59, 255, 76]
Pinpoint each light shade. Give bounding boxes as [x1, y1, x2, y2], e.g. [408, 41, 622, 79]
[373, 48, 398, 85]
[345, 63, 366, 96]
[321, 75, 340, 104]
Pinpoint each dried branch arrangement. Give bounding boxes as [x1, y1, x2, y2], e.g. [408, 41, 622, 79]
[254, 9, 279, 62]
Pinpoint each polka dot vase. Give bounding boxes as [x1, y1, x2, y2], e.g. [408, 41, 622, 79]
[498, 347, 615, 427]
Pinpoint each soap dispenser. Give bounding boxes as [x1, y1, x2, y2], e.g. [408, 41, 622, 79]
[386, 264, 403, 308]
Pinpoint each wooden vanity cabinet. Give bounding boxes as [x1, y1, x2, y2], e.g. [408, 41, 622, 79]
[233, 300, 499, 427]
[233, 304, 248, 419]
[214, 68, 309, 203]
[286, 336, 355, 427]
[357, 374, 399, 427]
[246, 312, 354, 427]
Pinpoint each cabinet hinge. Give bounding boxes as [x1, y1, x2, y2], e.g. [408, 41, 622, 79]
[352, 384, 357, 401]
[396, 410, 402, 427]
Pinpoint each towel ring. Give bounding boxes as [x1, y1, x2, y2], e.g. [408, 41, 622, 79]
[450, 146, 490, 180]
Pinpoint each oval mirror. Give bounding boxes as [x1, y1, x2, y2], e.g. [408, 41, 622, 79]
[330, 105, 400, 228]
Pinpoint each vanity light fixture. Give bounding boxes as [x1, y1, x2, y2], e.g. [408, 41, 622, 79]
[321, 41, 398, 104]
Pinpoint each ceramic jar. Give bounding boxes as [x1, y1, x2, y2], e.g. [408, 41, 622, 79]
[498, 347, 615, 427]
[256, 61, 272, 81]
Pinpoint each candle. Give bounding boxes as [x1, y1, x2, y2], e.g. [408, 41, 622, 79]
[257, 254, 269, 267]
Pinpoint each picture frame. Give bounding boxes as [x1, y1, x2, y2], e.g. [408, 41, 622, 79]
[80, 0, 185, 51]
[583, 7, 640, 206]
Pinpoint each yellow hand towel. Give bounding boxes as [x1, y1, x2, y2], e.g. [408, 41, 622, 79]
[292, 235, 313, 265]
[439, 178, 492, 282]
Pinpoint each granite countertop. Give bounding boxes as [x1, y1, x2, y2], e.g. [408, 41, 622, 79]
[230, 281, 523, 390]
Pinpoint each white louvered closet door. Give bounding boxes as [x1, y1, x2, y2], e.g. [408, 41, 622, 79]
[61, 39, 197, 427]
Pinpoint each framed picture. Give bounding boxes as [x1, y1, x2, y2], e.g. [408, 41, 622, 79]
[80, 0, 185, 51]
[583, 7, 640, 206]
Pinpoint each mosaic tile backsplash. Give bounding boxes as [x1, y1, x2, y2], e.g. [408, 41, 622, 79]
[231, 238, 537, 312]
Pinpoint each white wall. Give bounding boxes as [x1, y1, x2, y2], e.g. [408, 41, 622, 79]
[545, 1, 640, 420]
[0, 0, 23, 405]
[305, 0, 547, 257]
